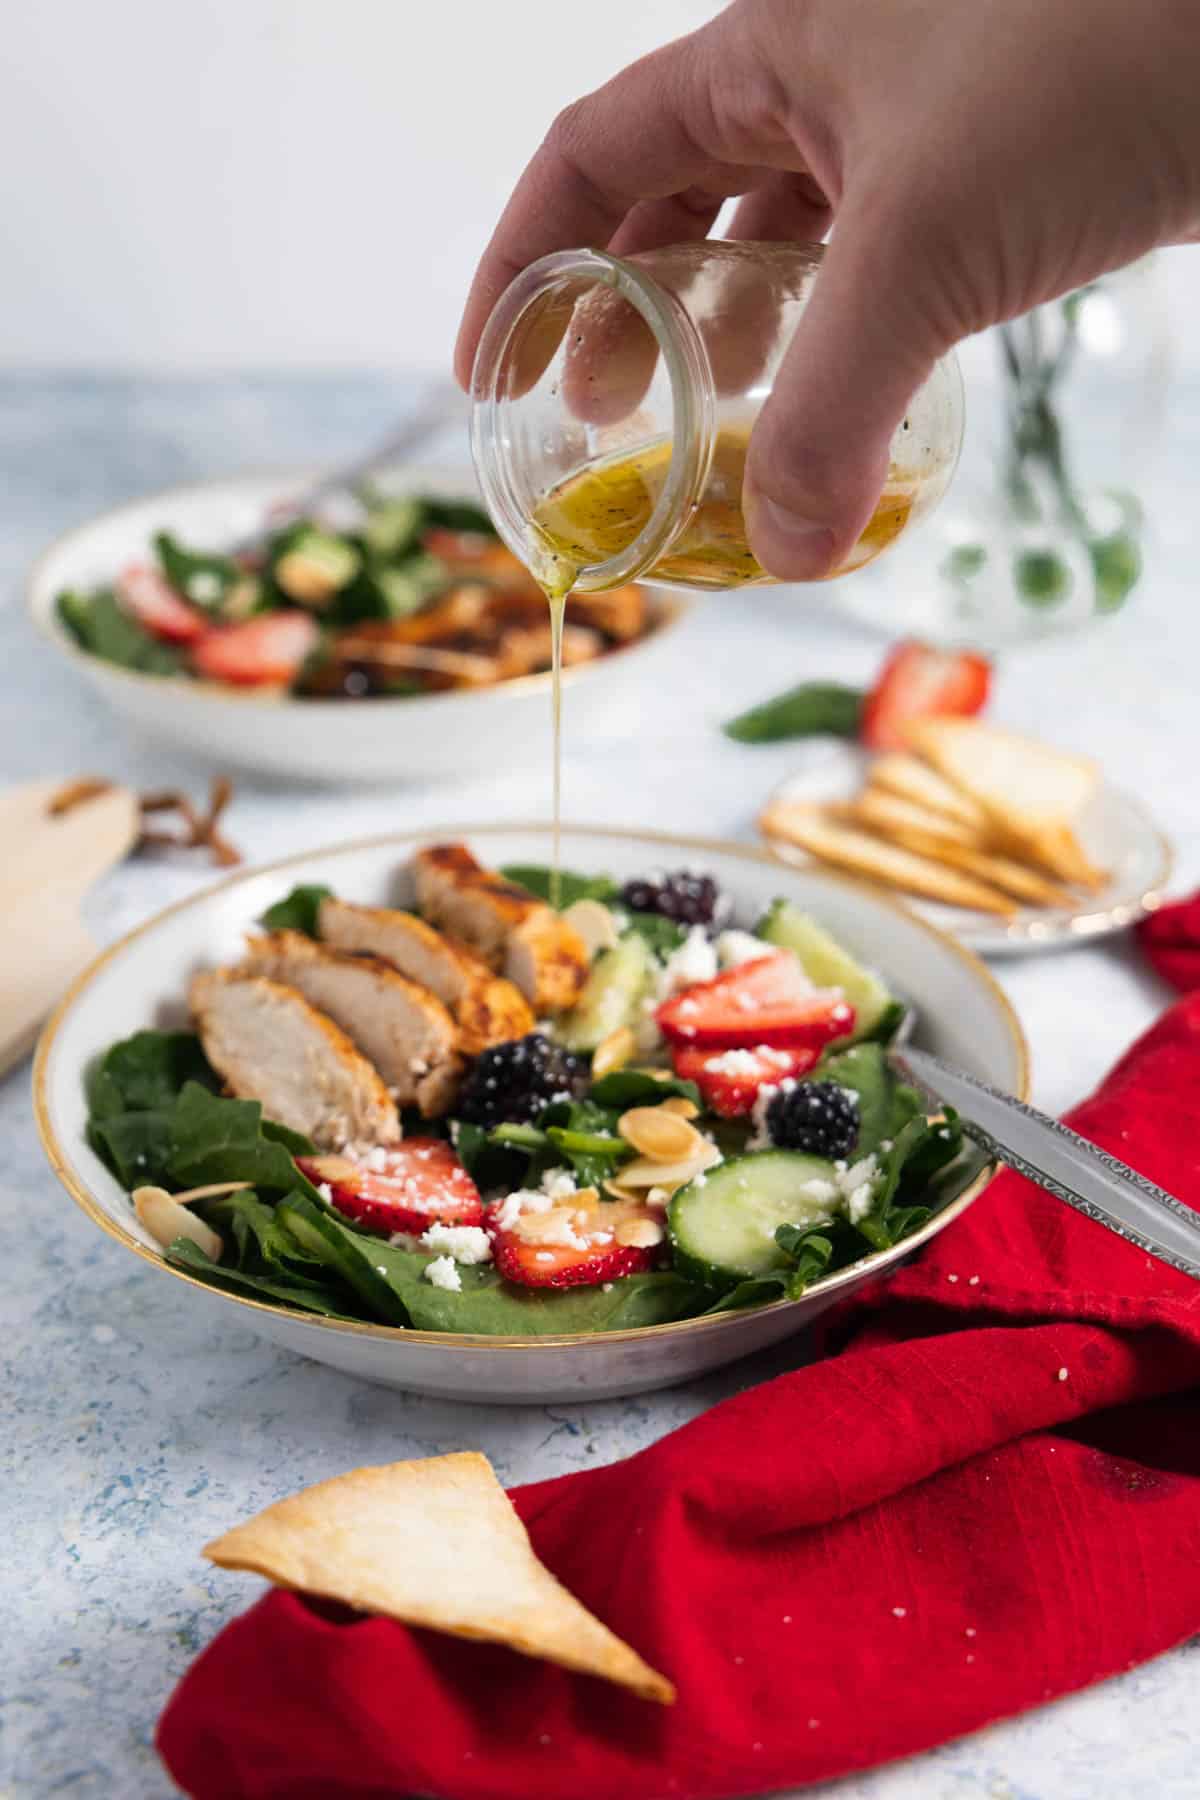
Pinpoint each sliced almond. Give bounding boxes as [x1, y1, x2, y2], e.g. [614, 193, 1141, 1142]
[133, 1186, 223, 1262]
[561, 898, 620, 957]
[618, 1105, 705, 1163]
[659, 1095, 698, 1119]
[172, 1180, 255, 1205]
[607, 1139, 722, 1197]
[592, 1024, 636, 1079]
[614, 1216, 666, 1249]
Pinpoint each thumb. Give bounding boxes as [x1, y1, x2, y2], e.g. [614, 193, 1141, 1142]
[743, 203, 956, 581]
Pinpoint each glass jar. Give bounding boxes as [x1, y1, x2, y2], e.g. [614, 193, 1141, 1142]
[470, 240, 964, 595]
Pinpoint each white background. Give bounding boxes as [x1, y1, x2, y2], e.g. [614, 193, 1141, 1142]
[3, 0, 1197, 373]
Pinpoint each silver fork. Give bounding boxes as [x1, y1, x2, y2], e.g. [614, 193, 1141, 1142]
[228, 380, 464, 555]
[896, 1046, 1200, 1280]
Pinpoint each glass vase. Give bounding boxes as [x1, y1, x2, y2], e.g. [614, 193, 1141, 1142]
[837, 258, 1170, 649]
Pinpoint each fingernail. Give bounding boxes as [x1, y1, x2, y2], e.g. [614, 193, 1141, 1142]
[753, 498, 837, 579]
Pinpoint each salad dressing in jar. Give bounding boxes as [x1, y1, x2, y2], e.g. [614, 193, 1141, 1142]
[470, 240, 964, 893]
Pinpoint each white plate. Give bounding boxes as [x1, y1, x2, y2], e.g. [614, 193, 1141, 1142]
[27, 466, 689, 786]
[763, 746, 1171, 957]
[34, 826, 1028, 1404]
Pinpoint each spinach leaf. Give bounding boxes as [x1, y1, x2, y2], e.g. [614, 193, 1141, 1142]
[86, 1031, 217, 1121]
[854, 1112, 963, 1251]
[167, 1240, 353, 1316]
[57, 590, 184, 676]
[775, 1224, 837, 1291]
[419, 496, 496, 537]
[276, 1195, 411, 1325]
[259, 883, 333, 936]
[165, 1084, 320, 1197]
[588, 1069, 702, 1111]
[89, 1109, 174, 1189]
[208, 1190, 329, 1283]
[499, 864, 620, 909]
[619, 912, 687, 958]
[153, 531, 238, 608]
[359, 494, 424, 559]
[814, 1043, 923, 1159]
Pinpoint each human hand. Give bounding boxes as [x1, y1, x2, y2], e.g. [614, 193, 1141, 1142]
[456, 0, 1200, 579]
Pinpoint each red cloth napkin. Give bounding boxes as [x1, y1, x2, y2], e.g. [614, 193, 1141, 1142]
[1137, 892, 1200, 994]
[159, 997, 1200, 1800]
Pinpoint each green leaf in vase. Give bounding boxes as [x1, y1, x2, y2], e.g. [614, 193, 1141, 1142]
[1091, 531, 1142, 612]
[1015, 549, 1072, 608]
[941, 543, 987, 585]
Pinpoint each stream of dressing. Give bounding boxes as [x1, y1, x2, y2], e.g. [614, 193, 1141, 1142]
[530, 546, 576, 913]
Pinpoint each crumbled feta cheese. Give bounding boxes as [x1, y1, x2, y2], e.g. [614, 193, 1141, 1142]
[491, 1188, 553, 1231]
[655, 926, 718, 1000]
[837, 1153, 880, 1223]
[423, 1255, 462, 1292]
[734, 992, 758, 1012]
[360, 1146, 390, 1173]
[1057, 1366, 1069, 1382]
[448, 1119, 461, 1147]
[748, 1076, 798, 1149]
[646, 1186, 670, 1209]
[187, 571, 222, 603]
[797, 1178, 838, 1206]
[316, 1182, 333, 1203]
[716, 929, 772, 969]
[535, 1251, 555, 1264]
[542, 1168, 579, 1201]
[601, 1282, 614, 1293]
[419, 1224, 493, 1265]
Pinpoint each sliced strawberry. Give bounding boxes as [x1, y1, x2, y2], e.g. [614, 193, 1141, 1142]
[115, 564, 207, 643]
[656, 949, 855, 1050]
[190, 610, 318, 686]
[485, 1190, 661, 1289]
[861, 640, 992, 751]
[672, 1042, 820, 1119]
[298, 1140, 483, 1237]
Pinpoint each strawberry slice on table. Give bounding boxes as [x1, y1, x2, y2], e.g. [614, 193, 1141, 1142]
[298, 1140, 483, 1237]
[115, 564, 208, 644]
[656, 949, 855, 1051]
[672, 1042, 821, 1119]
[485, 1191, 662, 1289]
[190, 611, 318, 687]
[860, 640, 991, 752]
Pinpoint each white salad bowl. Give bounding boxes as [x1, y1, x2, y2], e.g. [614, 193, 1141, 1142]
[27, 466, 689, 786]
[34, 827, 1028, 1404]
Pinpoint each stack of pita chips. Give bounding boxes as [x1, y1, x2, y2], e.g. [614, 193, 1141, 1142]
[760, 720, 1106, 918]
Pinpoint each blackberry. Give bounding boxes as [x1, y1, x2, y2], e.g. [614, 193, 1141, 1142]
[456, 1033, 586, 1129]
[620, 868, 726, 926]
[766, 1081, 859, 1159]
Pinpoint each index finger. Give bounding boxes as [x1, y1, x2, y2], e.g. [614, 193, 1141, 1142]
[454, 22, 769, 387]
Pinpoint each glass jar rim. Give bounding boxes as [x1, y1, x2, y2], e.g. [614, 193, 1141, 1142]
[469, 246, 715, 593]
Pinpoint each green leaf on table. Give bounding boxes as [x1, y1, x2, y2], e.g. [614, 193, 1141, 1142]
[259, 883, 333, 937]
[499, 864, 620, 909]
[723, 681, 864, 745]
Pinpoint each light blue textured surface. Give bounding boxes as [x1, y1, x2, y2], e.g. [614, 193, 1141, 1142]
[2, 373, 1198, 1799]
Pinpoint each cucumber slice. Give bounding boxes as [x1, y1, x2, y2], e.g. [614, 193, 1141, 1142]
[559, 931, 655, 1053]
[757, 900, 896, 1041]
[669, 1151, 840, 1288]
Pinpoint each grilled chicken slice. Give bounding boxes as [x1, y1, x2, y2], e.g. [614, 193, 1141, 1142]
[189, 970, 400, 1150]
[412, 844, 589, 1014]
[318, 897, 535, 1055]
[239, 930, 463, 1116]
